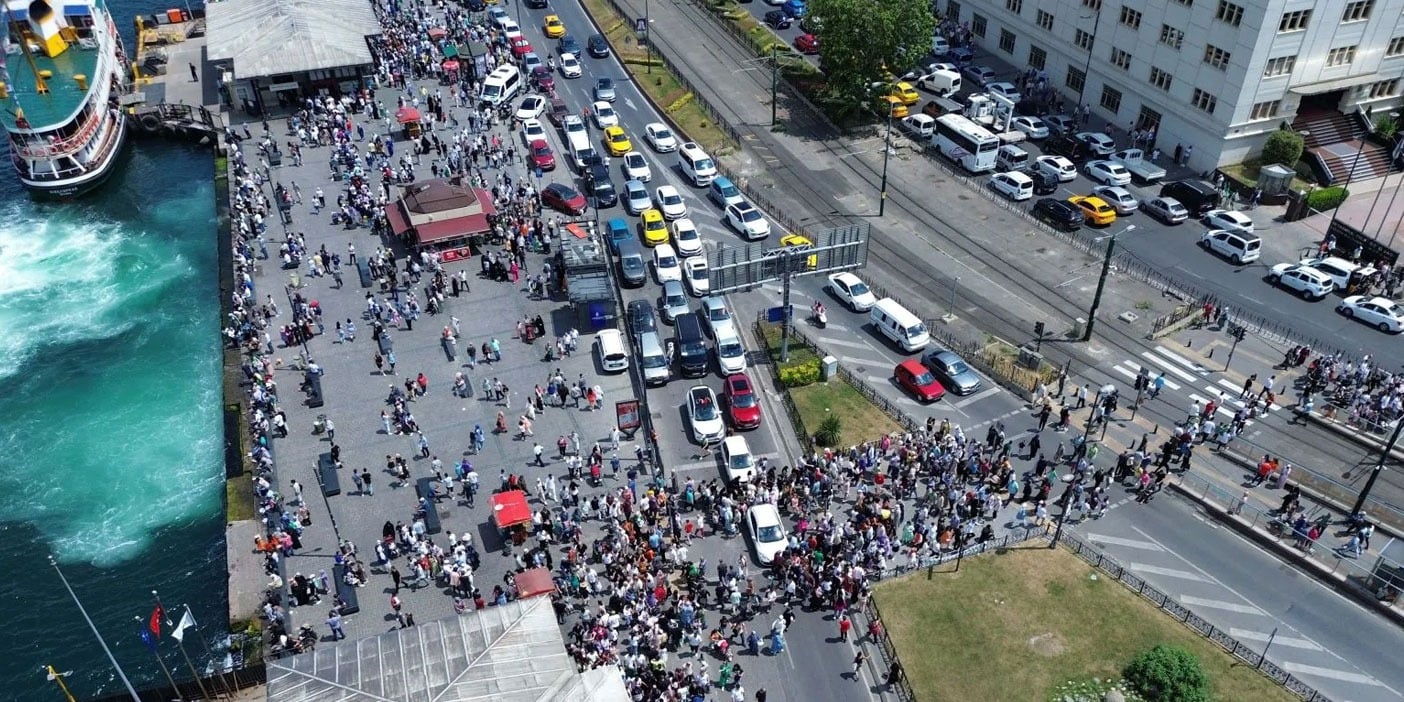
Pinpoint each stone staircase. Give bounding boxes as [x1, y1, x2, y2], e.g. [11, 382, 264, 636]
[1292, 108, 1396, 185]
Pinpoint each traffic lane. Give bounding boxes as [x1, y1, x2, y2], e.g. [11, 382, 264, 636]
[1078, 496, 1404, 698]
[642, 364, 786, 478]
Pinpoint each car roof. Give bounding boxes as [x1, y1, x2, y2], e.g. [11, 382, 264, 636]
[748, 502, 781, 525]
[897, 358, 926, 373]
[727, 373, 752, 389]
[662, 279, 685, 294]
[722, 435, 749, 453]
[999, 171, 1033, 182]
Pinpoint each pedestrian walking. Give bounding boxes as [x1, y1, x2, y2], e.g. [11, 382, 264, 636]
[390, 565, 403, 592]
[352, 470, 365, 495]
[326, 610, 345, 640]
[1228, 491, 1248, 515]
[188, 62, 198, 82]
[837, 614, 852, 641]
[289, 479, 304, 505]
[361, 468, 373, 496]
[851, 650, 867, 680]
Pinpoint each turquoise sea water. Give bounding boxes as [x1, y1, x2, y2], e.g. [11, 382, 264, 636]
[0, 120, 226, 696]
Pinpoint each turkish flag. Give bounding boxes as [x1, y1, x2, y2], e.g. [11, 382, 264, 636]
[149, 605, 163, 637]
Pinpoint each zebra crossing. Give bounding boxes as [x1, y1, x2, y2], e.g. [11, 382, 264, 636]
[1109, 344, 1280, 421]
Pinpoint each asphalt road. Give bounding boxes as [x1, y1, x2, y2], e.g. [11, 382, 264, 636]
[1073, 493, 1404, 700]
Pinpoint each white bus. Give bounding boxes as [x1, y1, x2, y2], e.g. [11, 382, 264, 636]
[931, 114, 999, 173]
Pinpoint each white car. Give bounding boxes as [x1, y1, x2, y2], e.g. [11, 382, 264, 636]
[715, 331, 747, 374]
[683, 256, 710, 296]
[514, 95, 546, 122]
[644, 122, 678, 152]
[720, 435, 756, 482]
[700, 296, 736, 339]
[1084, 160, 1131, 187]
[1075, 131, 1116, 156]
[596, 329, 629, 372]
[726, 202, 770, 239]
[622, 151, 652, 182]
[1010, 115, 1049, 140]
[827, 271, 877, 311]
[559, 52, 582, 78]
[562, 114, 586, 137]
[747, 503, 788, 564]
[655, 185, 688, 220]
[519, 118, 548, 147]
[1143, 196, 1188, 225]
[592, 101, 618, 129]
[652, 243, 682, 283]
[672, 218, 703, 256]
[1273, 256, 1361, 291]
[1035, 155, 1077, 182]
[1267, 265, 1334, 301]
[986, 81, 1020, 102]
[1091, 185, 1139, 214]
[1338, 295, 1404, 333]
[989, 171, 1033, 201]
[687, 385, 726, 444]
[1202, 209, 1254, 234]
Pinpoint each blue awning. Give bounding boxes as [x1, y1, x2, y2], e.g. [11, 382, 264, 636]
[63, 5, 92, 15]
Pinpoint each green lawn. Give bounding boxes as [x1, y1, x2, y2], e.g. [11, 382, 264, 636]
[790, 378, 901, 446]
[875, 547, 1300, 702]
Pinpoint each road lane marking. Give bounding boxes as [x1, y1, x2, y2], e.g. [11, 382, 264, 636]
[1085, 533, 1165, 551]
[1153, 345, 1212, 374]
[1127, 563, 1209, 582]
[1177, 595, 1266, 615]
[1115, 361, 1182, 390]
[1281, 662, 1385, 687]
[823, 337, 872, 350]
[949, 387, 1002, 408]
[1139, 351, 1199, 384]
[840, 355, 891, 368]
[1228, 628, 1324, 651]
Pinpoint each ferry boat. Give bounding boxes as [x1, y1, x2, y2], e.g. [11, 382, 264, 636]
[1, 0, 129, 197]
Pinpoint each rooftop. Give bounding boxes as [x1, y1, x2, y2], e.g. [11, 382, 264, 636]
[205, 0, 381, 81]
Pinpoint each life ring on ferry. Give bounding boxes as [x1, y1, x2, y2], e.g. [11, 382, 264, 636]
[139, 113, 160, 132]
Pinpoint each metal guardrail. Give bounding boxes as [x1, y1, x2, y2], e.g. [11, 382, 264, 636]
[1060, 529, 1333, 701]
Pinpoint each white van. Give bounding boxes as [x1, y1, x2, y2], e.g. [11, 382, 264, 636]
[678, 142, 717, 187]
[566, 128, 593, 170]
[869, 297, 929, 352]
[917, 68, 961, 97]
[596, 329, 629, 372]
[479, 65, 521, 107]
[638, 331, 671, 385]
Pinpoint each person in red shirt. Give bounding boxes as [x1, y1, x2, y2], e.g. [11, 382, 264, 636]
[838, 614, 852, 641]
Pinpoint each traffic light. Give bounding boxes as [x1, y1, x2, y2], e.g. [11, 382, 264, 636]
[1034, 321, 1046, 338]
[1232, 324, 1246, 341]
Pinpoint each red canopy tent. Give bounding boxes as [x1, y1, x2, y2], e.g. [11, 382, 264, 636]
[442, 58, 461, 72]
[395, 106, 422, 124]
[427, 27, 448, 39]
[515, 567, 557, 599]
[490, 490, 531, 529]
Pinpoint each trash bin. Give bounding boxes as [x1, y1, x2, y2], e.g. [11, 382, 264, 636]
[821, 355, 838, 381]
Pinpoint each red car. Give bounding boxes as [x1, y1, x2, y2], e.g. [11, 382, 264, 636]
[794, 33, 819, 54]
[894, 359, 945, 402]
[723, 373, 763, 429]
[510, 37, 533, 57]
[528, 139, 556, 171]
[531, 65, 555, 93]
[542, 182, 587, 214]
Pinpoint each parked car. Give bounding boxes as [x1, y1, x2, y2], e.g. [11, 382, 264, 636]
[1266, 265, 1334, 301]
[920, 348, 982, 395]
[764, 9, 791, 28]
[1337, 296, 1404, 333]
[894, 359, 945, 402]
[1091, 185, 1139, 214]
[1032, 198, 1084, 231]
[1084, 160, 1131, 187]
[794, 33, 819, 54]
[989, 171, 1033, 201]
[1199, 229, 1261, 264]
[541, 183, 587, 214]
[1142, 196, 1189, 225]
[1010, 115, 1049, 140]
[724, 373, 763, 429]
[527, 140, 556, 171]
[1069, 195, 1117, 226]
[1034, 155, 1076, 182]
[962, 64, 996, 87]
[1075, 131, 1116, 156]
[1202, 209, 1254, 234]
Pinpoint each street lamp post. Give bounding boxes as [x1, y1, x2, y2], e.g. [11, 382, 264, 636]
[771, 44, 779, 127]
[1082, 224, 1135, 342]
[880, 106, 893, 216]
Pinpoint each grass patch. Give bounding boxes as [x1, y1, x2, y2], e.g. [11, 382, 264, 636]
[1221, 157, 1314, 192]
[755, 321, 822, 367]
[226, 474, 256, 522]
[876, 547, 1299, 702]
[578, 0, 732, 154]
[790, 378, 901, 445]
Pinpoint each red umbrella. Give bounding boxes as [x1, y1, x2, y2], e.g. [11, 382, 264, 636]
[442, 59, 460, 71]
[395, 106, 421, 124]
[427, 27, 447, 39]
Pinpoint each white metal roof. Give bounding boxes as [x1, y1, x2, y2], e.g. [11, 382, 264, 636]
[205, 0, 381, 80]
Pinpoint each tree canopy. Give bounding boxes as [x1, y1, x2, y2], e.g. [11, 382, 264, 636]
[811, 0, 935, 120]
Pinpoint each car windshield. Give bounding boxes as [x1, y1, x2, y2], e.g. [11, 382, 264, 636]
[729, 453, 753, 469]
[644, 355, 667, 369]
[849, 281, 869, 296]
[949, 360, 969, 374]
[694, 396, 717, 420]
[677, 228, 697, 240]
[742, 210, 762, 222]
[710, 307, 730, 321]
[663, 193, 682, 205]
[720, 341, 742, 356]
[757, 525, 783, 542]
[666, 292, 685, 306]
[914, 370, 936, 385]
[659, 254, 677, 267]
[691, 266, 707, 279]
[908, 322, 926, 336]
[731, 391, 757, 408]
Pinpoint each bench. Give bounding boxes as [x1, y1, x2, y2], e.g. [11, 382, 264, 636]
[357, 258, 372, 288]
[331, 563, 360, 615]
[318, 452, 340, 496]
[304, 372, 324, 408]
[417, 477, 443, 534]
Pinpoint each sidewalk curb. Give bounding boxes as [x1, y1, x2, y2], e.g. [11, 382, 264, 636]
[1167, 480, 1404, 626]
[1303, 410, 1404, 462]
[1215, 443, 1404, 537]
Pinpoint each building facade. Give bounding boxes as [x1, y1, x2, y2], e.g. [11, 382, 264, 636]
[949, 0, 1404, 170]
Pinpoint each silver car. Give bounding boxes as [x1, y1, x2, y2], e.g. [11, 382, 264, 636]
[623, 179, 651, 215]
[660, 280, 689, 323]
[921, 348, 983, 395]
[1142, 196, 1188, 225]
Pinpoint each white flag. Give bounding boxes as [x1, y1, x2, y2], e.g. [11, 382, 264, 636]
[171, 607, 196, 642]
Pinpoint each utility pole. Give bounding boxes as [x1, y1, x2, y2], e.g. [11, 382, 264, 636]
[879, 106, 893, 216]
[1224, 324, 1246, 370]
[1082, 224, 1134, 342]
[779, 249, 793, 363]
[1350, 418, 1404, 517]
[771, 44, 778, 127]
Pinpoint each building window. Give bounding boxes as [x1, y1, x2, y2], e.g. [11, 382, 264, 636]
[1110, 48, 1132, 70]
[1036, 9, 1054, 30]
[1006, 0, 1022, 14]
[1029, 45, 1047, 70]
[1386, 37, 1404, 57]
[1263, 55, 1295, 77]
[1202, 45, 1231, 70]
[1075, 29, 1094, 51]
[1119, 6, 1142, 29]
[1148, 66, 1173, 91]
[1216, 0, 1243, 27]
[1342, 0, 1372, 22]
[1368, 79, 1401, 99]
[1250, 101, 1281, 121]
[1136, 106, 1162, 130]
[1100, 85, 1122, 113]
[1191, 88, 1217, 114]
[971, 13, 987, 37]
[1326, 46, 1357, 67]
[1081, 0, 1102, 10]
[946, 0, 961, 20]
[1158, 24, 1184, 50]
[999, 29, 1016, 53]
[1066, 66, 1086, 94]
[1278, 10, 1310, 32]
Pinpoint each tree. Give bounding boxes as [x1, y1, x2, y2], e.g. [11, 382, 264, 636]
[1123, 645, 1211, 702]
[1261, 129, 1304, 168]
[810, 0, 935, 121]
[815, 415, 842, 446]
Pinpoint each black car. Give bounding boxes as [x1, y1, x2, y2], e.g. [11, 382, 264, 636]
[627, 299, 657, 340]
[557, 35, 581, 56]
[1043, 134, 1092, 162]
[1030, 170, 1059, 195]
[1032, 198, 1084, 231]
[463, 0, 486, 10]
[586, 162, 618, 208]
[764, 10, 791, 28]
[587, 34, 610, 58]
[523, 0, 547, 7]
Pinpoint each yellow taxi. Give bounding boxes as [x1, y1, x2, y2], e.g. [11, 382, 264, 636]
[1068, 195, 1117, 226]
[779, 233, 818, 269]
[890, 82, 919, 106]
[603, 126, 632, 156]
[543, 15, 566, 38]
[640, 208, 668, 246]
[881, 95, 909, 119]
